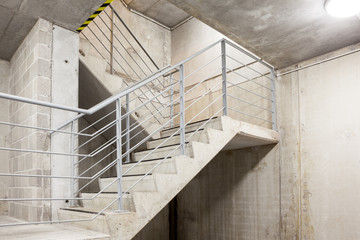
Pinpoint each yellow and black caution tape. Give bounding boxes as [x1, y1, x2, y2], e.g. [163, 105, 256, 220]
[77, 0, 113, 32]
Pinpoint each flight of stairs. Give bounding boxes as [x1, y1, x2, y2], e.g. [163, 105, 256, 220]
[58, 116, 279, 239]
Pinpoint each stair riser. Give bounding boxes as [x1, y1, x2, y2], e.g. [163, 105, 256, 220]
[57, 210, 110, 235]
[160, 119, 222, 138]
[123, 160, 176, 175]
[147, 130, 208, 149]
[81, 193, 135, 212]
[99, 178, 157, 193]
[132, 145, 193, 162]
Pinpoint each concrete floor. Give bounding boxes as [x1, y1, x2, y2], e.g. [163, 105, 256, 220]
[0, 216, 109, 240]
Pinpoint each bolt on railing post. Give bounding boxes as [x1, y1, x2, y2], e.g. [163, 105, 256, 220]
[70, 120, 76, 206]
[270, 68, 277, 130]
[179, 64, 185, 155]
[221, 40, 228, 116]
[125, 94, 130, 163]
[170, 74, 174, 128]
[115, 98, 123, 210]
[110, 7, 114, 74]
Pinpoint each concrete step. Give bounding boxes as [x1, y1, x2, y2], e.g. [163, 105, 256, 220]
[0, 215, 111, 240]
[160, 117, 221, 138]
[99, 175, 157, 193]
[122, 158, 176, 175]
[57, 208, 111, 235]
[81, 193, 135, 212]
[132, 144, 193, 162]
[147, 129, 209, 149]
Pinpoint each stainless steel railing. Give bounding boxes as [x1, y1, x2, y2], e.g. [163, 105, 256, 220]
[0, 38, 276, 227]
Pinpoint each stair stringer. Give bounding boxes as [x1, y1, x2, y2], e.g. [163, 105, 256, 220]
[103, 117, 243, 239]
[57, 116, 279, 240]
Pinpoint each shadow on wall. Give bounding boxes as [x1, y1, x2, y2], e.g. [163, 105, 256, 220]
[175, 144, 279, 240]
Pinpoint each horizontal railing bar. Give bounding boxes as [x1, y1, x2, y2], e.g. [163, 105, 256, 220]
[0, 173, 91, 180]
[227, 81, 273, 102]
[228, 107, 272, 123]
[0, 147, 90, 157]
[76, 138, 116, 166]
[79, 109, 116, 134]
[227, 94, 273, 112]
[78, 149, 116, 178]
[123, 128, 183, 190]
[184, 81, 223, 112]
[0, 92, 88, 114]
[187, 107, 224, 141]
[184, 55, 221, 80]
[75, 120, 117, 151]
[185, 93, 224, 126]
[226, 54, 273, 82]
[0, 121, 91, 137]
[120, 81, 177, 121]
[226, 65, 273, 91]
[224, 39, 274, 70]
[184, 67, 222, 97]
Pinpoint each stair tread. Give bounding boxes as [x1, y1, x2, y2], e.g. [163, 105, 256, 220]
[161, 116, 218, 133]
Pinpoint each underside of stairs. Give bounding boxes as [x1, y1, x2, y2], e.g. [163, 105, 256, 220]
[58, 116, 279, 240]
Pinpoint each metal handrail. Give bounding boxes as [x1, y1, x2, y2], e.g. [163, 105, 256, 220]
[0, 37, 277, 227]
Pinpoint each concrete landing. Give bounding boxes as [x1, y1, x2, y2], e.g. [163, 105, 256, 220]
[0, 216, 110, 240]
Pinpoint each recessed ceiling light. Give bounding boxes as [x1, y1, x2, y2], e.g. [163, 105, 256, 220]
[325, 0, 360, 18]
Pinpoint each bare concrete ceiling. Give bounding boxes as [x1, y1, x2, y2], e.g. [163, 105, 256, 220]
[166, 0, 360, 68]
[124, 0, 191, 28]
[0, 0, 105, 60]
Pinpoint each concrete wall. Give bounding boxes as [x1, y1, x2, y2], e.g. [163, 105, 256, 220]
[80, 1, 171, 86]
[171, 18, 273, 127]
[174, 42, 360, 240]
[176, 145, 280, 239]
[6, 19, 53, 222]
[0, 59, 10, 214]
[78, 118, 116, 193]
[278, 45, 360, 240]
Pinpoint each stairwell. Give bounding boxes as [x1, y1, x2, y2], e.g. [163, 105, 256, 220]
[0, 3, 279, 240]
[58, 117, 278, 239]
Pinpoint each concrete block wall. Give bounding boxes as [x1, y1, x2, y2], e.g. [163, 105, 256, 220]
[6, 19, 53, 222]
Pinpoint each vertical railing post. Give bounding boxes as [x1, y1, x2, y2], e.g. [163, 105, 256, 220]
[270, 69, 277, 130]
[221, 40, 228, 116]
[70, 120, 76, 206]
[179, 65, 185, 155]
[125, 94, 130, 163]
[110, 7, 114, 74]
[115, 98, 123, 210]
[170, 74, 174, 128]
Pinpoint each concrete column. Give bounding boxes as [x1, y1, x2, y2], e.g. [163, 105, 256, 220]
[51, 25, 79, 220]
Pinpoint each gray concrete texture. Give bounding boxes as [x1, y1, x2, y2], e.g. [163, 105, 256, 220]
[0, 0, 105, 60]
[167, 0, 360, 69]
[5, 18, 53, 222]
[124, 0, 190, 28]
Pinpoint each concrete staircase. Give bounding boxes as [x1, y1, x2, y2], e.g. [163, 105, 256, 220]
[58, 116, 279, 239]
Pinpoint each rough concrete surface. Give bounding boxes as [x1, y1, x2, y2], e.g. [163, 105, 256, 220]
[0, 0, 105, 60]
[167, 0, 360, 69]
[177, 145, 280, 240]
[277, 46, 360, 239]
[0, 216, 110, 240]
[124, 0, 190, 28]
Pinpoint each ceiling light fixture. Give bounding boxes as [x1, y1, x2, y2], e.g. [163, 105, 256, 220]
[325, 0, 360, 18]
